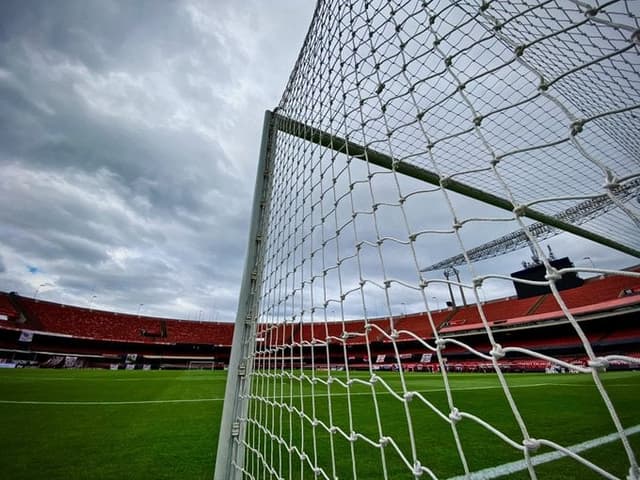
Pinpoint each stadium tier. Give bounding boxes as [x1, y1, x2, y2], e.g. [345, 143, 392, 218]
[2, 266, 637, 371]
[0, 291, 234, 369]
[0, 293, 18, 321]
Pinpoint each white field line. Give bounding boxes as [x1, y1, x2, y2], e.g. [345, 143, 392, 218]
[0, 376, 225, 382]
[1, 381, 635, 405]
[447, 424, 640, 480]
[0, 398, 225, 405]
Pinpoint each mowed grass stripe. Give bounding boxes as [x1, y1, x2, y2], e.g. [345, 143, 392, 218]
[0, 369, 223, 480]
[3, 379, 636, 405]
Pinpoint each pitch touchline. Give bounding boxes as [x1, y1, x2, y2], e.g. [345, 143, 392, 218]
[446, 424, 640, 480]
[0, 398, 225, 405]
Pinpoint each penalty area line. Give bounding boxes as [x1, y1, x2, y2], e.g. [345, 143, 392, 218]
[447, 424, 640, 480]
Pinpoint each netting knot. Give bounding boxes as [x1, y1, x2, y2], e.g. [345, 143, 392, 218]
[570, 119, 585, 136]
[544, 268, 561, 282]
[452, 221, 462, 231]
[490, 344, 505, 359]
[404, 391, 415, 402]
[443, 406, 461, 426]
[538, 79, 549, 91]
[435, 338, 446, 349]
[349, 431, 357, 443]
[312, 419, 319, 427]
[370, 374, 379, 384]
[512, 204, 526, 217]
[472, 277, 483, 288]
[588, 358, 609, 371]
[631, 29, 640, 45]
[379, 436, 390, 447]
[313, 467, 322, 477]
[514, 45, 526, 57]
[604, 170, 619, 190]
[583, 5, 600, 16]
[473, 115, 483, 126]
[523, 438, 541, 452]
[390, 329, 399, 339]
[412, 461, 424, 476]
[329, 426, 337, 434]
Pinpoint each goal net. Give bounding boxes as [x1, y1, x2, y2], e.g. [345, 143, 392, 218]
[217, 1, 640, 479]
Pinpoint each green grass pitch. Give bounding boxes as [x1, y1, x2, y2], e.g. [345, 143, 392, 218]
[0, 369, 638, 479]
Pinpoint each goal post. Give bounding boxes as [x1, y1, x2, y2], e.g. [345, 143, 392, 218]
[215, 110, 277, 480]
[216, 1, 640, 479]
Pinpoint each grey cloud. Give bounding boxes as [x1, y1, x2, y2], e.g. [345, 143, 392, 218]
[0, 0, 317, 318]
[0, 0, 227, 74]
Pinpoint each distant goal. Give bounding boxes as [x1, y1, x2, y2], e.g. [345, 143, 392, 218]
[188, 361, 215, 370]
[216, 1, 640, 479]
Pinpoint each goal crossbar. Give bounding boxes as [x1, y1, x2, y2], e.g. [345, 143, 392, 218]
[274, 114, 640, 259]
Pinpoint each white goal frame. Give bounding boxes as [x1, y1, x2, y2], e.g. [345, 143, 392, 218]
[216, 2, 640, 479]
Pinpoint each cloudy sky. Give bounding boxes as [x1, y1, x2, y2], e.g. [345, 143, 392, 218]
[0, 0, 315, 320]
[1, 1, 637, 323]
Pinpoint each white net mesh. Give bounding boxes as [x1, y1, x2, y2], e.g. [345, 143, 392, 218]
[222, 1, 640, 479]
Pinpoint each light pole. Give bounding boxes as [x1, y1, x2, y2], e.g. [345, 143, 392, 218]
[401, 302, 407, 316]
[431, 296, 440, 311]
[137, 303, 144, 317]
[583, 256, 595, 269]
[88, 295, 97, 310]
[477, 286, 487, 304]
[33, 283, 49, 302]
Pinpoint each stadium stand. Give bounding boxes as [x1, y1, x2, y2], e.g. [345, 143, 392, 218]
[0, 291, 233, 369]
[0, 294, 18, 320]
[531, 271, 640, 314]
[0, 267, 638, 371]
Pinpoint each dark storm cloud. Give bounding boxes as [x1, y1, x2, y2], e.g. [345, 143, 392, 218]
[0, 0, 316, 319]
[0, 0, 227, 74]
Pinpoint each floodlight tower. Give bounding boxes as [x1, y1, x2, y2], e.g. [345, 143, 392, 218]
[443, 267, 467, 308]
